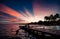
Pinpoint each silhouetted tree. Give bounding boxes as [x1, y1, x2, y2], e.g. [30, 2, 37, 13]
[38, 20, 43, 24]
[44, 16, 50, 21]
[54, 13, 59, 18]
[54, 13, 60, 21]
[44, 14, 60, 21]
[52, 17, 56, 21]
[49, 14, 54, 21]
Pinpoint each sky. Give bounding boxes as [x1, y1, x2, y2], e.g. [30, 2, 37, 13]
[0, 0, 60, 23]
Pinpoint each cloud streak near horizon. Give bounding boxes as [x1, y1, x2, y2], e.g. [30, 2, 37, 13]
[0, 0, 59, 23]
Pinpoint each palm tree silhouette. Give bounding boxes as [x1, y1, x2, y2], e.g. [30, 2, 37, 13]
[54, 14, 59, 18]
[49, 14, 54, 21]
[44, 14, 60, 21]
[44, 16, 50, 21]
[54, 13, 60, 21]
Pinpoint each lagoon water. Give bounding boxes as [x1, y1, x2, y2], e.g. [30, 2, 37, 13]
[0, 24, 60, 39]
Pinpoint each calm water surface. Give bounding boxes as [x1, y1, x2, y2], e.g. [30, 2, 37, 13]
[0, 24, 60, 39]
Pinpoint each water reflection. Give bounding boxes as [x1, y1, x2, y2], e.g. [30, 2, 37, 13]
[29, 24, 60, 30]
[56, 26, 60, 30]
[0, 24, 36, 39]
[0, 24, 19, 36]
[0, 24, 60, 39]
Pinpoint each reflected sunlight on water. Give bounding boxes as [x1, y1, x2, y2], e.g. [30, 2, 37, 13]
[0, 24, 60, 39]
[0, 24, 19, 36]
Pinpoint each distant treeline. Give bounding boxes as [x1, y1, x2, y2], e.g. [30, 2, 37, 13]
[29, 13, 60, 25]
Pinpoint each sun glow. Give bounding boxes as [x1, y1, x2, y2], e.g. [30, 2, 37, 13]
[0, 2, 58, 23]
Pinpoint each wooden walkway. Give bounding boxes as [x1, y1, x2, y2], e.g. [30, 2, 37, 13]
[20, 26, 60, 39]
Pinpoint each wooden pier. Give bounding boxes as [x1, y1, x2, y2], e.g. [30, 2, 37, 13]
[20, 25, 60, 39]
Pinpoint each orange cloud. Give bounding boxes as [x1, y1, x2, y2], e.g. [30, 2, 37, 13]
[0, 4, 26, 20]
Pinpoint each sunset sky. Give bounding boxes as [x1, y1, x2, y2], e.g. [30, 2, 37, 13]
[0, 0, 60, 23]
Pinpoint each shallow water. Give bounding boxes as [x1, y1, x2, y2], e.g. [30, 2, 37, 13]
[0, 24, 36, 39]
[0, 24, 60, 39]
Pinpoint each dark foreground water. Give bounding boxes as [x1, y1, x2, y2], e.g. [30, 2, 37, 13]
[0, 24, 60, 39]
